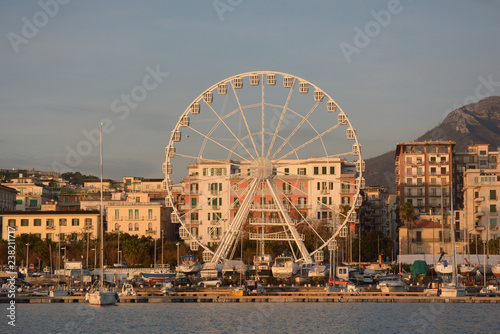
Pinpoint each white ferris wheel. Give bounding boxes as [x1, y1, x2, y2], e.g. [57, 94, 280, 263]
[163, 71, 364, 265]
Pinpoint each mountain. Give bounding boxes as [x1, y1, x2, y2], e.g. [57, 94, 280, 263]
[365, 96, 500, 191]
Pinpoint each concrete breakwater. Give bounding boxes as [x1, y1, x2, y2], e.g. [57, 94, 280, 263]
[2, 292, 500, 304]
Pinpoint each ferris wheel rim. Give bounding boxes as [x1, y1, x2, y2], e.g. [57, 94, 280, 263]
[164, 71, 363, 262]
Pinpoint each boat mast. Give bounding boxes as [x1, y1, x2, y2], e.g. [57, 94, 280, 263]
[450, 173, 457, 287]
[100, 123, 104, 290]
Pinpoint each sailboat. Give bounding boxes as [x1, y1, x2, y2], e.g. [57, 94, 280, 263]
[440, 179, 466, 297]
[49, 224, 71, 297]
[86, 123, 118, 306]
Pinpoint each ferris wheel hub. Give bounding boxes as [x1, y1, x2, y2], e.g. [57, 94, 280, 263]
[250, 156, 273, 180]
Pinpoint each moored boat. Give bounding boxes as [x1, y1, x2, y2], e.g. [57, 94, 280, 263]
[377, 275, 406, 293]
[271, 255, 299, 279]
[177, 255, 202, 275]
[492, 263, 500, 278]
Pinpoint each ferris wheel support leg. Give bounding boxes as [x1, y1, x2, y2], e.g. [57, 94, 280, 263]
[210, 179, 259, 264]
[266, 179, 313, 265]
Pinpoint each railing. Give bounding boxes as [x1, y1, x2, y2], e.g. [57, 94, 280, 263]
[145, 229, 156, 235]
[296, 203, 311, 209]
[209, 220, 220, 225]
[46, 225, 56, 230]
[340, 188, 355, 194]
[250, 204, 278, 210]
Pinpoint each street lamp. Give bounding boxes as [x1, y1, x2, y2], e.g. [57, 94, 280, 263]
[26, 243, 30, 274]
[176, 242, 180, 269]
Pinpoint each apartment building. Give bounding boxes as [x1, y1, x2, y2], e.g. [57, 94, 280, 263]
[5, 176, 52, 211]
[395, 141, 455, 215]
[463, 165, 500, 243]
[170, 157, 360, 248]
[1, 210, 100, 242]
[0, 184, 17, 212]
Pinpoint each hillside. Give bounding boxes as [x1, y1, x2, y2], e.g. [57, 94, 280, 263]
[365, 96, 500, 191]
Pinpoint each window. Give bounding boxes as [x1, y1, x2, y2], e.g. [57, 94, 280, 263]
[16, 199, 22, 205]
[474, 191, 479, 199]
[297, 168, 306, 175]
[284, 168, 289, 175]
[431, 178, 436, 184]
[129, 223, 133, 231]
[407, 178, 412, 185]
[21, 219, 29, 226]
[191, 197, 197, 208]
[233, 183, 239, 191]
[417, 178, 422, 185]
[148, 209, 153, 219]
[314, 167, 319, 175]
[115, 209, 119, 219]
[129, 209, 133, 219]
[85, 218, 92, 227]
[330, 166, 335, 175]
[59, 218, 67, 226]
[34, 219, 41, 226]
[46, 233, 53, 240]
[491, 205, 497, 213]
[134, 223, 139, 231]
[29, 199, 38, 207]
[190, 212, 198, 221]
[46, 219, 54, 227]
[491, 190, 497, 200]
[72, 218, 79, 226]
[322, 166, 327, 175]
[135, 209, 139, 219]
[148, 222, 153, 230]
[491, 219, 497, 228]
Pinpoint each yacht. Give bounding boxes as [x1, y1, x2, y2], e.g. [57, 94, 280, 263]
[254, 254, 273, 283]
[377, 275, 406, 293]
[86, 124, 118, 306]
[177, 255, 202, 275]
[271, 255, 299, 279]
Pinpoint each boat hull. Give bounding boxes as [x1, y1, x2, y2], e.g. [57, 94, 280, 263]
[87, 291, 118, 305]
[492, 265, 500, 278]
[49, 289, 71, 297]
[440, 287, 466, 297]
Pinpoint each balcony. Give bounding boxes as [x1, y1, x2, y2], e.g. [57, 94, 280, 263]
[490, 211, 498, 216]
[210, 234, 221, 240]
[145, 229, 156, 235]
[210, 220, 220, 225]
[84, 224, 94, 230]
[46, 225, 56, 230]
[474, 196, 485, 202]
[296, 203, 311, 210]
[475, 211, 485, 217]
[475, 225, 485, 231]
[340, 188, 355, 194]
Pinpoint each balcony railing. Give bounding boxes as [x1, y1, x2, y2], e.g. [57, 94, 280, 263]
[46, 225, 56, 230]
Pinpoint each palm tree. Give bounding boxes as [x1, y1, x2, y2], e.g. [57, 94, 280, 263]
[400, 202, 417, 254]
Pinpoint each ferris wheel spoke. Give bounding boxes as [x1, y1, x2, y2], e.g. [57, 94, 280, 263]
[282, 194, 326, 245]
[270, 101, 320, 160]
[205, 103, 255, 160]
[274, 123, 341, 163]
[231, 82, 259, 157]
[261, 74, 265, 157]
[266, 79, 295, 158]
[187, 126, 250, 162]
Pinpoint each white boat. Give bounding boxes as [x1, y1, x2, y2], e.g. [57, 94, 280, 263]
[177, 255, 202, 275]
[49, 288, 71, 297]
[307, 264, 327, 279]
[377, 275, 406, 293]
[459, 264, 477, 275]
[87, 124, 118, 306]
[434, 261, 453, 275]
[492, 263, 500, 278]
[200, 262, 220, 279]
[271, 255, 299, 279]
[440, 284, 467, 297]
[254, 254, 273, 283]
[440, 181, 466, 298]
[119, 283, 137, 297]
[222, 259, 247, 285]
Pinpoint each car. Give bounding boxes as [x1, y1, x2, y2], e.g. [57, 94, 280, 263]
[174, 277, 192, 287]
[128, 278, 145, 288]
[197, 278, 222, 288]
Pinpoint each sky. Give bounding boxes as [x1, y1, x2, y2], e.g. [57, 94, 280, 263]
[1, 0, 500, 179]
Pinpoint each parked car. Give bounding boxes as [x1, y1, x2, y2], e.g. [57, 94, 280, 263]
[197, 278, 222, 288]
[127, 278, 145, 288]
[174, 277, 192, 287]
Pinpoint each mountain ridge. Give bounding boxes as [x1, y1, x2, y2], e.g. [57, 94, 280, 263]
[365, 96, 500, 191]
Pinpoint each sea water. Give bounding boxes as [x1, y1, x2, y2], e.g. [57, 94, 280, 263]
[6, 302, 500, 333]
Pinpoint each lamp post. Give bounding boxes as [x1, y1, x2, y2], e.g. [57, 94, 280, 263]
[161, 230, 164, 269]
[176, 242, 180, 269]
[26, 243, 30, 274]
[91, 248, 96, 269]
[116, 224, 121, 266]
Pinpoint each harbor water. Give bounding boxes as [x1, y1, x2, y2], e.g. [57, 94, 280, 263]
[7, 302, 500, 333]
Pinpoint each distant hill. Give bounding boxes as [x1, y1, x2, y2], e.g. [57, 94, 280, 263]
[365, 96, 500, 191]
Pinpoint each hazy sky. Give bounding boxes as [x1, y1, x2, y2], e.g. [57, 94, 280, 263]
[1, 0, 499, 179]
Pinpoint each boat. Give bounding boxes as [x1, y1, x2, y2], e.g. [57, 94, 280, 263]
[49, 287, 71, 297]
[440, 183, 466, 298]
[254, 254, 273, 284]
[434, 261, 453, 276]
[271, 254, 299, 279]
[200, 262, 221, 279]
[410, 260, 429, 285]
[86, 124, 118, 306]
[222, 259, 247, 285]
[230, 286, 248, 296]
[492, 263, 500, 278]
[119, 283, 137, 297]
[141, 271, 176, 283]
[176, 255, 202, 275]
[377, 275, 406, 293]
[307, 264, 327, 280]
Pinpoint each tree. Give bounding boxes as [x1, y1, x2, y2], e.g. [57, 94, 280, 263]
[400, 202, 417, 255]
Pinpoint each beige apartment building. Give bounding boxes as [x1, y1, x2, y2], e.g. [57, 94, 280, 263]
[463, 165, 500, 243]
[399, 220, 466, 256]
[1, 210, 100, 242]
[4, 176, 52, 211]
[0, 184, 17, 212]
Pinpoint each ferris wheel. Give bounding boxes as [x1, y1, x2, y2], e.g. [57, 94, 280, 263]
[163, 71, 364, 265]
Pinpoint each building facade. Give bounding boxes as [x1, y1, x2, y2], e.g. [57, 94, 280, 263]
[0, 184, 17, 212]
